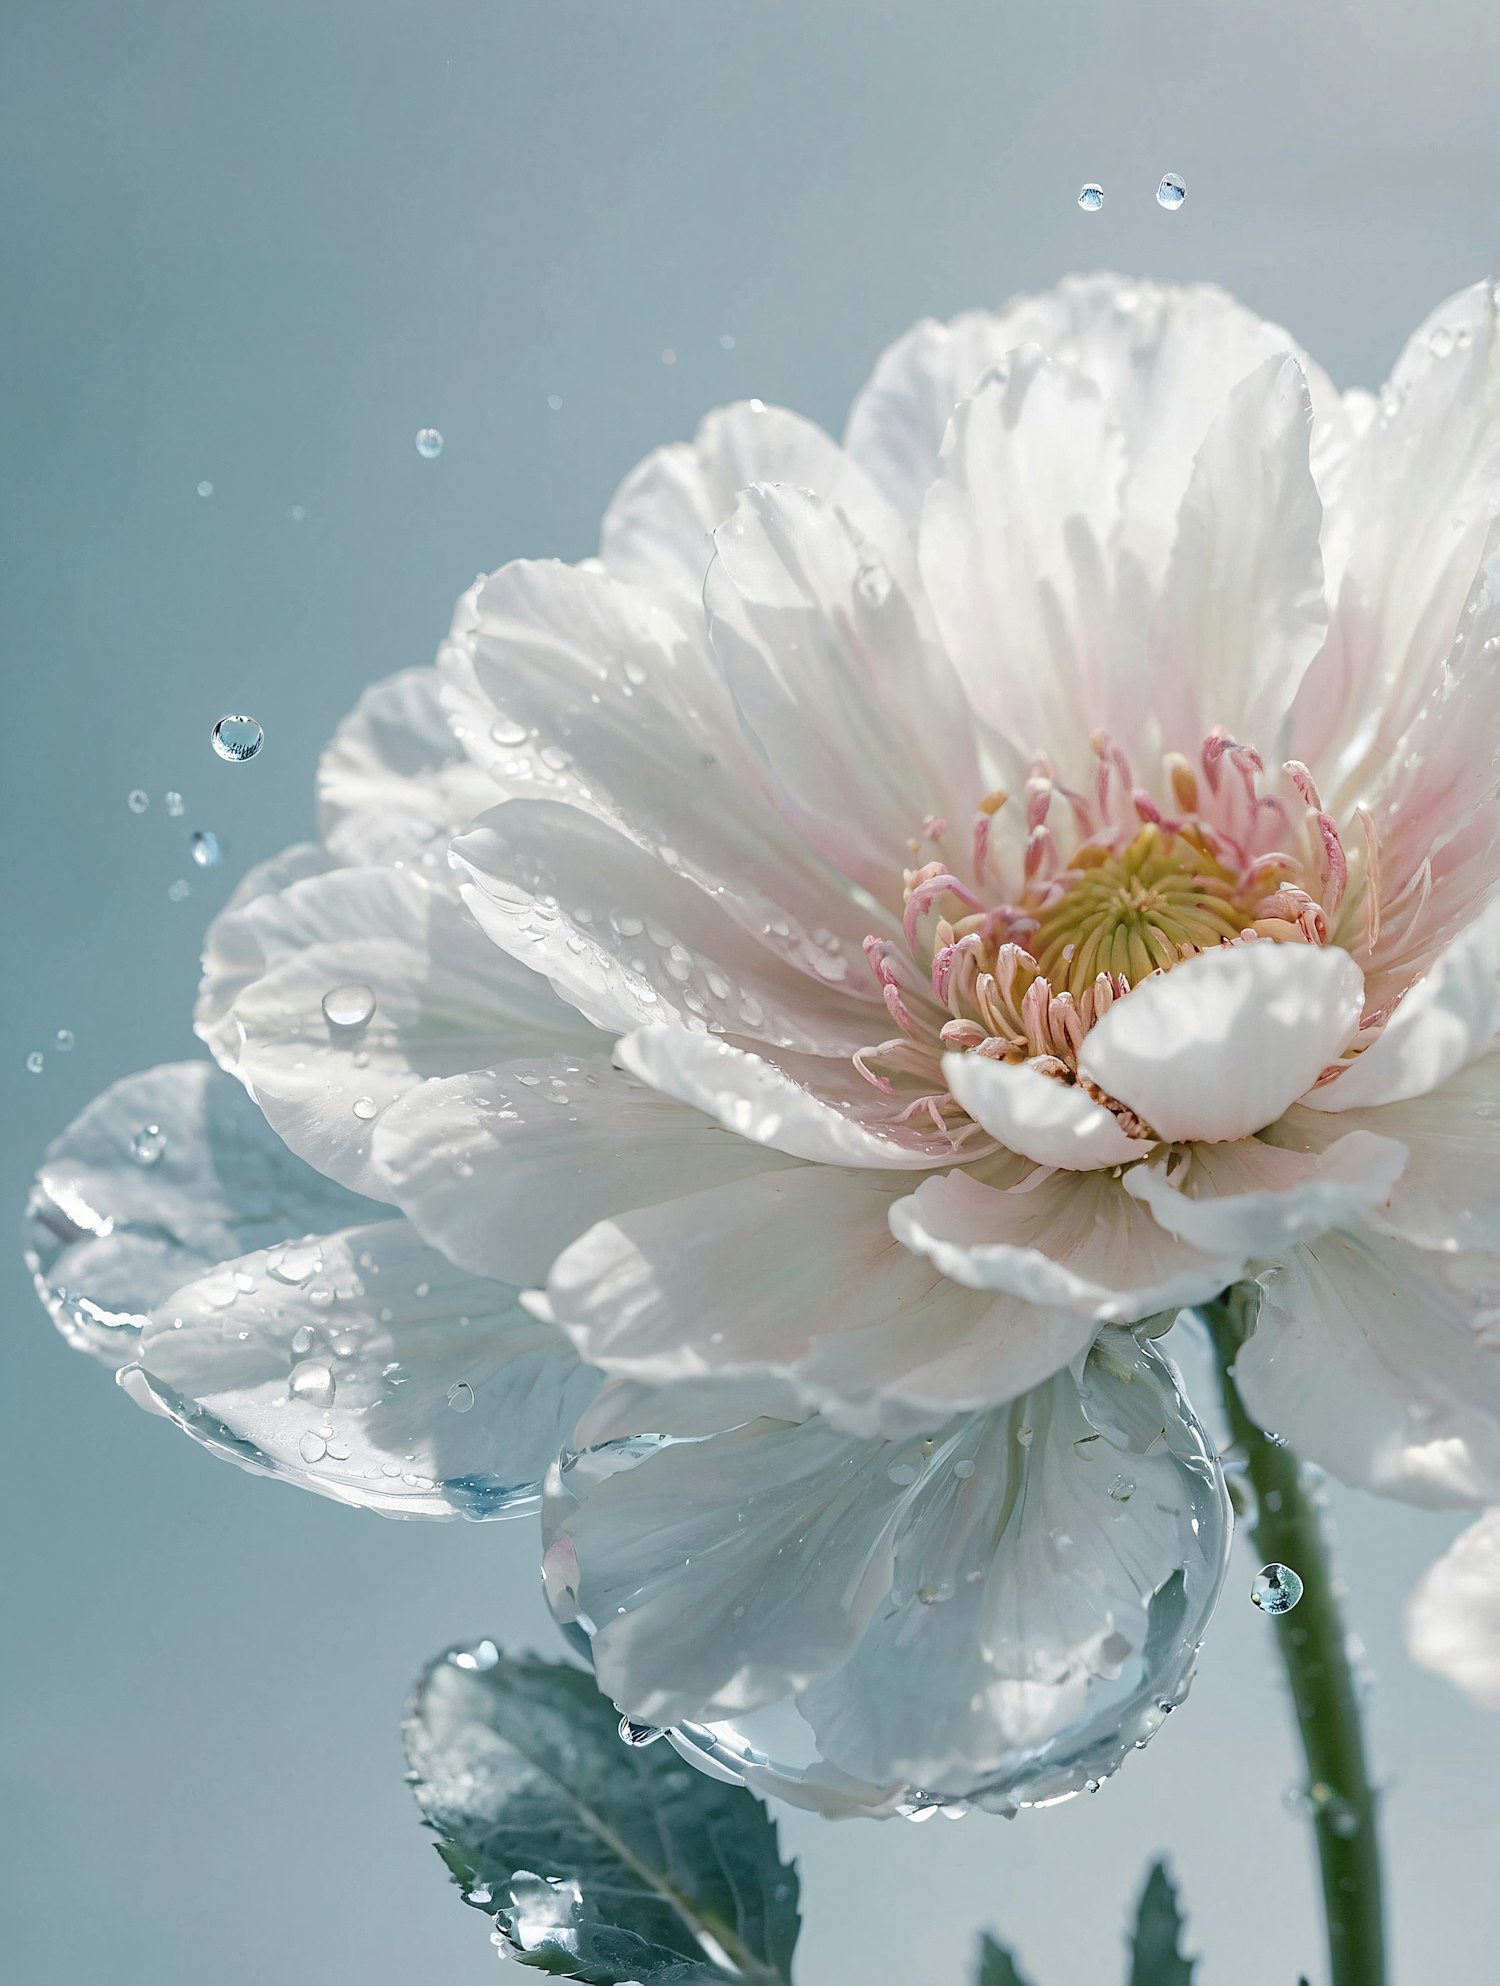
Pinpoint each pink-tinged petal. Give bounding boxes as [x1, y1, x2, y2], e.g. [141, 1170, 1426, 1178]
[316, 665, 501, 873]
[1077, 943, 1365, 1145]
[1236, 1229, 1500, 1507]
[1307, 895, 1500, 1111]
[545, 1167, 1100, 1440]
[371, 1054, 798, 1288]
[1406, 1513, 1500, 1710]
[889, 1166, 1241, 1320]
[440, 557, 890, 975]
[616, 1026, 956, 1168]
[1122, 1129, 1407, 1258]
[452, 801, 878, 1053]
[941, 1052, 1153, 1171]
[1148, 355, 1326, 757]
[917, 351, 1130, 770]
[705, 485, 981, 909]
[600, 399, 912, 601]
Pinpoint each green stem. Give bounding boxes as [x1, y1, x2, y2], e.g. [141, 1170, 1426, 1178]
[1203, 1292, 1386, 1986]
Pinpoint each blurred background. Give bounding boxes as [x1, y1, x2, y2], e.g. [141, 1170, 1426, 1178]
[4, 2, 1500, 1980]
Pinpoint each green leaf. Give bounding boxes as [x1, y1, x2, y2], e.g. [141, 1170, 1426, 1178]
[976, 1930, 1034, 1985]
[403, 1645, 800, 1985]
[1128, 1860, 1194, 1986]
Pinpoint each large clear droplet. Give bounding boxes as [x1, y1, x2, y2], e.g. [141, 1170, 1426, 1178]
[1251, 1562, 1304, 1614]
[321, 983, 376, 1029]
[127, 789, 149, 814]
[211, 715, 264, 763]
[415, 427, 444, 459]
[1156, 173, 1187, 210]
[352, 1096, 378, 1121]
[54, 1029, 75, 1053]
[447, 1381, 475, 1413]
[1077, 182, 1104, 212]
[190, 830, 223, 868]
[130, 1124, 165, 1167]
[288, 1360, 336, 1407]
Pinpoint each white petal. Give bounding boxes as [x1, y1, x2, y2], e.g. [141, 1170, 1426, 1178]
[600, 400, 911, 601]
[1077, 943, 1365, 1144]
[25, 1062, 384, 1369]
[133, 1220, 596, 1518]
[545, 1166, 1099, 1440]
[616, 1026, 951, 1168]
[453, 801, 877, 1052]
[941, 1053, 1152, 1171]
[316, 666, 501, 872]
[1148, 356, 1326, 756]
[917, 351, 1128, 767]
[705, 484, 982, 908]
[372, 1053, 799, 1288]
[1406, 1512, 1500, 1710]
[222, 841, 332, 917]
[1308, 894, 1500, 1111]
[890, 1166, 1241, 1321]
[1236, 1228, 1500, 1506]
[196, 865, 600, 1198]
[1122, 1130, 1407, 1257]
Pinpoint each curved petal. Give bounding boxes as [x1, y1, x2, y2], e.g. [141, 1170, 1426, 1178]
[316, 666, 501, 872]
[372, 1054, 798, 1289]
[890, 1166, 1241, 1321]
[1077, 943, 1365, 1144]
[543, 1332, 1228, 1805]
[221, 841, 331, 917]
[196, 865, 601, 1199]
[600, 399, 911, 601]
[1406, 1512, 1500, 1710]
[24, 1061, 383, 1369]
[1236, 1228, 1500, 1506]
[1122, 1130, 1408, 1258]
[942, 1053, 1153, 1171]
[132, 1219, 597, 1518]
[453, 801, 877, 1052]
[1148, 355, 1326, 757]
[544, 1165, 1100, 1439]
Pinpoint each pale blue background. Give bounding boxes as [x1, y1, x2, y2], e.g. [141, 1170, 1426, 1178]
[4, 3, 1500, 1981]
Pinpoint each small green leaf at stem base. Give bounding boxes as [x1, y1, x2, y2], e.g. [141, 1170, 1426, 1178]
[403, 1645, 799, 1984]
[976, 1929, 1034, 1986]
[1128, 1860, 1195, 1986]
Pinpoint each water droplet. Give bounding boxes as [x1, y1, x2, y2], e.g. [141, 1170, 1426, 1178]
[1077, 182, 1104, 212]
[270, 1240, 323, 1285]
[189, 829, 222, 867]
[660, 347, 677, 366]
[618, 1716, 665, 1747]
[290, 1324, 315, 1356]
[952, 1458, 976, 1481]
[127, 789, 149, 814]
[447, 1381, 475, 1413]
[1108, 1474, 1136, 1503]
[546, 393, 563, 412]
[1251, 1562, 1304, 1615]
[719, 332, 736, 350]
[164, 790, 184, 816]
[415, 428, 444, 461]
[288, 1360, 336, 1407]
[196, 479, 214, 498]
[298, 1430, 328, 1463]
[288, 503, 306, 522]
[167, 879, 190, 902]
[54, 1028, 75, 1052]
[855, 561, 892, 607]
[489, 717, 528, 747]
[352, 1095, 378, 1121]
[1156, 172, 1187, 211]
[322, 982, 376, 1029]
[1017, 1424, 1035, 1448]
[449, 1639, 500, 1672]
[887, 1460, 920, 1487]
[211, 714, 264, 762]
[130, 1123, 165, 1165]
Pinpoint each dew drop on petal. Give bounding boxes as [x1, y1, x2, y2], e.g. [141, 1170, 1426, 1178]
[1077, 182, 1104, 212]
[288, 1360, 336, 1407]
[618, 1716, 665, 1747]
[127, 789, 149, 814]
[1109, 1474, 1136, 1503]
[54, 1028, 75, 1052]
[290, 1324, 315, 1356]
[164, 790, 184, 816]
[1251, 1562, 1304, 1615]
[190, 829, 223, 867]
[415, 427, 444, 459]
[351, 1095, 378, 1121]
[1156, 173, 1187, 210]
[25, 1050, 44, 1075]
[298, 1430, 328, 1463]
[130, 1123, 165, 1166]
[211, 715, 264, 762]
[321, 982, 376, 1029]
[447, 1381, 475, 1413]
[270, 1240, 324, 1286]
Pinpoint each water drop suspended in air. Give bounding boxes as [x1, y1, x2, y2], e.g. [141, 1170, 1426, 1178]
[164, 790, 184, 816]
[447, 1381, 475, 1413]
[197, 480, 214, 498]
[1078, 182, 1104, 212]
[127, 789, 149, 814]
[54, 1028, 75, 1052]
[322, 983, 376, 1029]
[449, 1639, 500, 1672]
[288, 1360, 336, 1407]
[167, 879, 190, 902]
[415, 427, 444, 459]
[1156, 173, 1187, 211]
[211, 715, 264, 762]
[1251, 1562, 1304, 1615]
[190, 830, 222, 868]
[130, 1123, 165, 1166]
[25, 1050, 44, 1075]
[618, 1716, 665, 1747]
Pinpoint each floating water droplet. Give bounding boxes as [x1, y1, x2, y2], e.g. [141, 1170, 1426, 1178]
[1156, 173, 1187, 211]
[288, 1360, 336, 1407]
[352, 1095, 378, 1121]
[196, 479, 214, 498]
[130, 1123, 165, 1165]
[719, 332, 736, 350]
[447, 1381, 475, 1413]
[322, 982, 376, 1029]
[546, 393, 563, 412]
[25, 1049, 44, 1075]
[211, 715, 264, 762]
[54, 1028, 75, 1052]
[287, 503, 306, 522]
[164, 790, 184, 816]
[127, 789, 149, 814]
[447, 1639, 500, 1673]
[290, 1324, 315, 1356]
[1077, 182, 1104, 212]
[298, 1430, 328, 1463]
[1251, 1562, 1304, 1615]
[660, 348, 677, 366]
[415, 427, 444, 459]
[1108, 1474, 1136, 1503]
[190, 829, 222, 867]
[167, 879, 190, 902]
[618, 1715, 665, 1747]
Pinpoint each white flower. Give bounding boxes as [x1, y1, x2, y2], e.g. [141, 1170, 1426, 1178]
[1407, 1512, 1500, 1710]
[29, 273, 1500, 1812]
